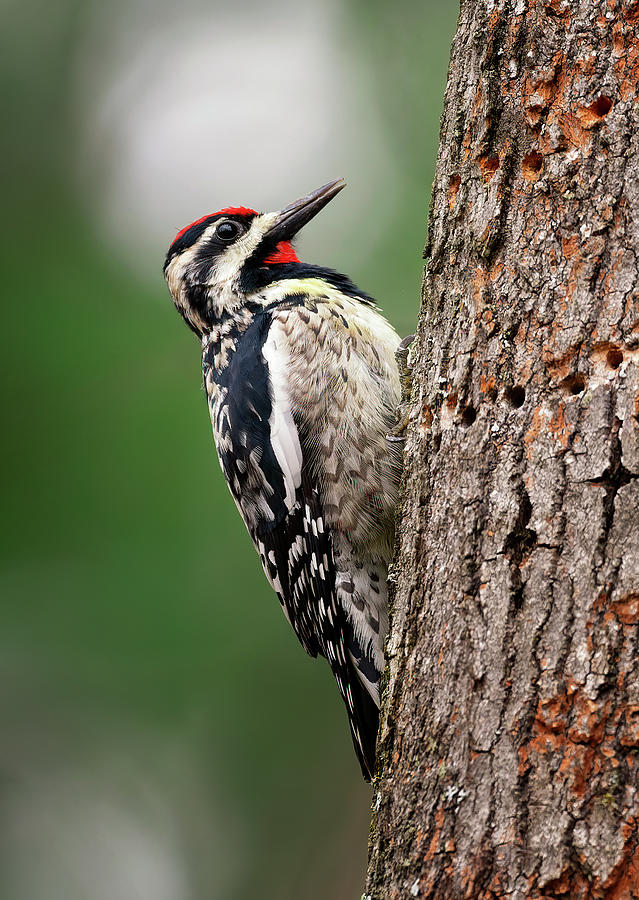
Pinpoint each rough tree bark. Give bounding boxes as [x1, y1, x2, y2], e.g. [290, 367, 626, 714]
[366, 1, 639, 897]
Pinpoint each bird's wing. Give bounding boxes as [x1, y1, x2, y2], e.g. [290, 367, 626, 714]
[204, 310, 334, 657]
[204, 309, 377, 778]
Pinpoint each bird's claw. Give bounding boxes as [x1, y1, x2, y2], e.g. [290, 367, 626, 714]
[387, 334, 415, 443]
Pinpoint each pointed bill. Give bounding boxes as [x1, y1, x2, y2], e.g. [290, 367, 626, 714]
[265, 179, 346, 244]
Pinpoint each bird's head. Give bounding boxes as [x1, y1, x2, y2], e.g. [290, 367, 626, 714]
[164, 178, 346, 336]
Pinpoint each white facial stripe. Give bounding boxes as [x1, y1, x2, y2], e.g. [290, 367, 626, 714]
[165, 241, 200, 290]
[209, 211, 279, 284]
[165, 251, 208, 332]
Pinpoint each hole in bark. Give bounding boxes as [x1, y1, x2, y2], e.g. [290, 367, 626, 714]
[448, 174, 461, 208]
[433, 433, 442, 453]
[505, 385, 526, 408]
[577, 96, 614, 128]
[421, 404, 434, 427]
[526, 104, 545, 127]
[478, 154, 500, 183]
[522, 151, 544, 180]
[606, 348, 623, 369]
[562, 374, 586, 395]
[461, 405, 477, 426]
[591, 95, 613, 118]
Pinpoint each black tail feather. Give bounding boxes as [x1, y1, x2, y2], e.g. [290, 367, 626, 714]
[344, 661, 380, 781]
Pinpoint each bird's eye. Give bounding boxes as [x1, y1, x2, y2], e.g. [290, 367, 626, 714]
[216, 220, 242, 241]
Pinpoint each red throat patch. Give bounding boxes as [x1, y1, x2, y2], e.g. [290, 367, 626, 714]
[263, 241, 300, 264]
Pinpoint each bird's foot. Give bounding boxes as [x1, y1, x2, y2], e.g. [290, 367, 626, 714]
[387, 334, 415, 443]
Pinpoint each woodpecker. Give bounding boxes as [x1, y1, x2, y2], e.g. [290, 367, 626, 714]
[164, 179, 402, 780]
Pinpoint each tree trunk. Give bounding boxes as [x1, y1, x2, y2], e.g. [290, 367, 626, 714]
[366, 1, 639, 897]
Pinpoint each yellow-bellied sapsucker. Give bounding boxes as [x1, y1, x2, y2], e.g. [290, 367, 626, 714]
[164, 180, 401, 780]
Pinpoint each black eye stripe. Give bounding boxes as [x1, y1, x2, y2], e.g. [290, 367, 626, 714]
[164, 212, 256, 272]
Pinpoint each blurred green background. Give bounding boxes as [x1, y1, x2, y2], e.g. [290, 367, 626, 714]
[1, 1, 457, 897]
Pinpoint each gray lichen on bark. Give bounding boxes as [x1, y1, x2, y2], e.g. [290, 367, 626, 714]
[367, 1, 639, 897]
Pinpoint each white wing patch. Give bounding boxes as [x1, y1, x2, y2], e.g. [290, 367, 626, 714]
[261, 326, 303, 512]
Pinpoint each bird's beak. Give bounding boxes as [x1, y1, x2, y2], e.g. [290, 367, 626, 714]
[266, 179, 346, 243]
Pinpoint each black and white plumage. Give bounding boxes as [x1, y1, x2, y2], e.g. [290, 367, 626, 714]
[164, 180, 401, 780]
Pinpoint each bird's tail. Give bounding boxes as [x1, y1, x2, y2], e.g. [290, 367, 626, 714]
[343, 658, 380, 781]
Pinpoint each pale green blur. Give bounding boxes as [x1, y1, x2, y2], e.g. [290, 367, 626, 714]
[0, 2, 458, 897]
